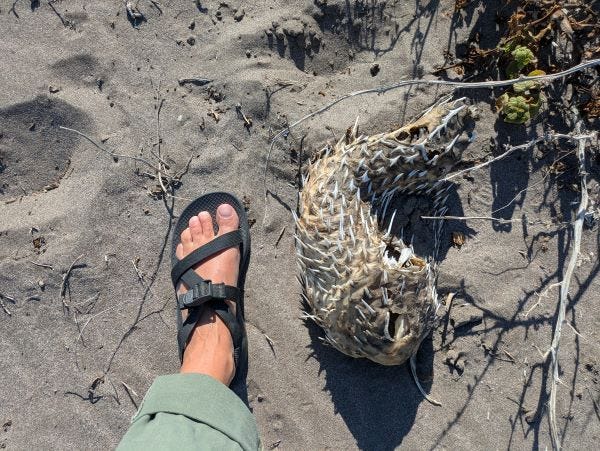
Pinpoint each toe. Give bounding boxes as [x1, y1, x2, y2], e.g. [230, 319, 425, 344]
[180, 228, 192, 247]
[176, 243, 184, 259]
[198, 211, 214, 241]
[216, 203, 239, 234]
[189, 215, 202, 243]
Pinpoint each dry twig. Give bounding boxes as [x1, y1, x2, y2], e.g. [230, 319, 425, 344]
[421, 215, 524, 224]
[59, 126, 163, 173]
[0, 294, 13, 316]
[545, 115, 591, 451]
[264, 334, 276, 356]
[121, 381, 139, 408]
[274, 227, 286, 247]
[441, 132, 594, 183]
[60, 254, 84, 308]
[264, 58, 600, 203]
[177, 78, 211, 86]
[29, 261, 54, 270]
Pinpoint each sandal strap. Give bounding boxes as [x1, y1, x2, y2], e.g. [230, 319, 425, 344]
[170, 230, 242, 287]
[177, 294, 243, 366]
[177, 280, 241, 309]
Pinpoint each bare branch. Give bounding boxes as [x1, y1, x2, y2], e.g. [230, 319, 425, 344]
[547, 116, 590, 451]
[264, 58, 600, 205]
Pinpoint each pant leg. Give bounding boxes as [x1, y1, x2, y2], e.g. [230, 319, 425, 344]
[117, 373, 260, 451]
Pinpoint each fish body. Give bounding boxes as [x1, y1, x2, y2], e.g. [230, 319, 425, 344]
[296, 96, 475, 365]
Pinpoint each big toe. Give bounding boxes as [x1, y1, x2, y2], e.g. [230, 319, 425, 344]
[216, 203, 239, 234]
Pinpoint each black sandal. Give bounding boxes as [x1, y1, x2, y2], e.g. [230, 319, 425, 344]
[170, 192, 251, 404]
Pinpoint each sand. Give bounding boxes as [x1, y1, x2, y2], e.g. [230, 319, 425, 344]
[1, 1, 599, 449]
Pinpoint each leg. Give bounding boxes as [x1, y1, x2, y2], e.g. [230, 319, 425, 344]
[118, 204, 260, 451]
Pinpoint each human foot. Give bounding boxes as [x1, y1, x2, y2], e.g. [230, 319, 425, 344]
[175, 203, 240, 385]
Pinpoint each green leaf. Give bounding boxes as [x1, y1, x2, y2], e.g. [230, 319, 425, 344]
[501, 95, 531, 124]
[511, 46, 536, 68]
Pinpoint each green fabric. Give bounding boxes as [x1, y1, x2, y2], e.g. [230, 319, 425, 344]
[117, 373, 260, 451]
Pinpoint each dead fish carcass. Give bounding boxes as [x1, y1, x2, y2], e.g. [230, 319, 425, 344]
[295, 96, 476, 366]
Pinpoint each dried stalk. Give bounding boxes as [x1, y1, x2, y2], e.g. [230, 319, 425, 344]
[60, 254, 84, 310]
[441, 132, 594, 183]
[421, 215, 523, 224]
[264, 58, 600, 201]
[58, 126, 162, 173]
[546, 118, 590, 451]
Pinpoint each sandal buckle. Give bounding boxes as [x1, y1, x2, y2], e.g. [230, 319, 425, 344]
[179, 280, 214, 309]
[193, 280, 214, 303]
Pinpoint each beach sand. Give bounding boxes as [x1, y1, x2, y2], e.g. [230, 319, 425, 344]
[1, 1, 599, 449]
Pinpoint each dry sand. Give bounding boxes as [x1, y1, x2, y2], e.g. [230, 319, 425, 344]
[1, 1, 599, 449]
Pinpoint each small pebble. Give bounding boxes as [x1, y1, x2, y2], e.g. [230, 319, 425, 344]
[370, 63, 380, 76]
[246, 49, 251, 58]
[445, 349, 458, 364]
[187, 36, 196, 46]
[274, 27, 285, 41]
[233, 9, 245, 22]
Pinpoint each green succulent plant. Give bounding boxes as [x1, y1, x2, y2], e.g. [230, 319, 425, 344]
[496, 91, 545, 124]
[506, 45, 537, 78]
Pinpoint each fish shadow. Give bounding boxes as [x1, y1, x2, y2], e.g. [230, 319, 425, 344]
[374, 184, 474, 262]
[303, 305, 435, 450]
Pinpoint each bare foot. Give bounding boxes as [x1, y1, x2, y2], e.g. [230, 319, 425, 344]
[175, 203, 240, 385]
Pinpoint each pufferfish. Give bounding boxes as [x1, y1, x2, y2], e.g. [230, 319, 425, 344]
[295, 95, 476, 401]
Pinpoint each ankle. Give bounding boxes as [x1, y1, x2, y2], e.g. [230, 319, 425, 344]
[179, 309, 235, 385]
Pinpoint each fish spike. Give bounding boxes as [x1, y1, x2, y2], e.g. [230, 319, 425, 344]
[352, 116, 360, 138]
[349, 223, 356, 245]
[381, 287, 389, 305]
[383, 209, 397, 239]
[348, 178, 356, 192]
[361, 299, 376, 315]
[383, 312, 394, 341]
[445, 134, 460, 152]
[355, 305, 367, 321]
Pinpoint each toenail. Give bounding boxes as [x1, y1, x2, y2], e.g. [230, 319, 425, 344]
[189, 216, 200, 226]
[218, 204, 234, 218]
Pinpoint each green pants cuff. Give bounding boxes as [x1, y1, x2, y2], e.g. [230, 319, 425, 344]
[118, 373, 260, 451]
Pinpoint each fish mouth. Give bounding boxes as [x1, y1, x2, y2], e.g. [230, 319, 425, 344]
[384, 312, 410, 341]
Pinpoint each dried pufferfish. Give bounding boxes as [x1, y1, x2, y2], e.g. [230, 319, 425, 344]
[295, 96, 476, 381]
